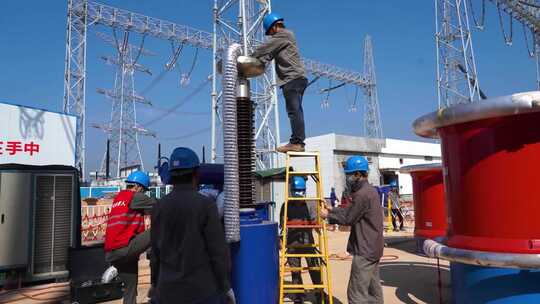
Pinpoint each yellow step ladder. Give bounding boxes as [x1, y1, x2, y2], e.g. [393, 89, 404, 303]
[279, 151, 333, 304]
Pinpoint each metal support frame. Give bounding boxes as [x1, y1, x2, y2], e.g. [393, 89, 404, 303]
[64, 0, 382, 176]
[487, 0, 540, 88]
[362, 36, 384, 142]
[435, 0, 481, 108]
[63, 0, 88, 178]
[93, 31, 152, 178]
[212, 0, 281, 170]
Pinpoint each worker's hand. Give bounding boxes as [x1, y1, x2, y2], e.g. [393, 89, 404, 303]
[226, 288, 236, 304]
[320, 204, 329, 219]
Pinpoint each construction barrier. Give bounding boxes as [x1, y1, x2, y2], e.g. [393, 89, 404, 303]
[81, 205, 151, 245]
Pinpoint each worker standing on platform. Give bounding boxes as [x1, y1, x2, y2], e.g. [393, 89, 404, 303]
[280, 176, 324, 304]
[321, 156, 384, 304]
[151, 147, 234, 304]
[104, 171, 156, 304]
[251, 13, 308, 153]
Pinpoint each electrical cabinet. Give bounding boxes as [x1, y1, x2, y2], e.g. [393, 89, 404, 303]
[0, 172, 32, 269]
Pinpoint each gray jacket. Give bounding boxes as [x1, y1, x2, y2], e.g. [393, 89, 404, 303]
[328, 180, 384, 261]
[251, 29, 306, 87]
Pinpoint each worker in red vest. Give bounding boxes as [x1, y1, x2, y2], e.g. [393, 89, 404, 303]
[104, 171, 156, 304]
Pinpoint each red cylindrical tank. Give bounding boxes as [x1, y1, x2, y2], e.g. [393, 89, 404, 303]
[414, 92, 540, 254]
[400, 164, 447, 240]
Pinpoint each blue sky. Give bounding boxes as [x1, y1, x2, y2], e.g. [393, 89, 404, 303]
[1, 1, 537, 174]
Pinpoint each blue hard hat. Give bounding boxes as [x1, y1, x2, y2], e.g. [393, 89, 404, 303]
[169, 147, 200, 171]
[291, 176, 306, 191]
[126, 171, 150, 189]
[263, 12, 284, 34]
[344, 156, 369, 174]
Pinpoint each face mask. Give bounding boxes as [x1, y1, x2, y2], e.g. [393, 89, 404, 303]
[345, 174, 356, 194]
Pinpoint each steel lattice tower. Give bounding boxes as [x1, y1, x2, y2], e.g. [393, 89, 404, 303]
[435, 0, 481, 108]
[64, 0, 382, 177]
[94, 32, 152, 178]
[63, 0, 88, 178]
[362, 36, 383, 142]
[487, 0, 540, 89]
[211, 0, 281, 170]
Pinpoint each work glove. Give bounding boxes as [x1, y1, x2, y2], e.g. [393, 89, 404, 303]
[101, 265, 118, 283]
[225, 288, 236, 304]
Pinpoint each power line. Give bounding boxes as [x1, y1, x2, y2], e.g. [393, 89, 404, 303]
[142, 76, 212, 127]
[158, 126, 211, 141]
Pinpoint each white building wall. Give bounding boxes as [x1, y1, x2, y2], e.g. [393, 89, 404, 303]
[304, 134, 336, 199]
[381, 138, 441, 157]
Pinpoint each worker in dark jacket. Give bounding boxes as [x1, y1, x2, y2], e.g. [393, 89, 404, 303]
[321, 156, 384, 304]
[279, 176, 323, 304]
[151, 147, 234, 304]
[104, 171, 156, 304]
[251, 12, 308, 153]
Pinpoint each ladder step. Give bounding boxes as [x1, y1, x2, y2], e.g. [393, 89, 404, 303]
[285, 253, 325, 258]
[287, 224, 323, 229]
[286, 220, 319, 225]
[288, 197, 322, 201]
[289, 171, 319, 175]
[283, 284, 326, 289]
[281, 289, 308, 294]
[284, 266, 322, 272]
[286, 244, 319, 249]
[286, 151, 319, 157]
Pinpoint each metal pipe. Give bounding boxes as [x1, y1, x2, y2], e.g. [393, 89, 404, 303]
[211, 0, 218, 163]
[222, 43, 242, 243]
[423, 239, 540, 269]
[106, 139, 110, 179]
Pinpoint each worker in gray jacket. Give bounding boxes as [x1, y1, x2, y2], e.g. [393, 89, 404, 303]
[251, 12, 308, 153]
[321, 156, 384, 304]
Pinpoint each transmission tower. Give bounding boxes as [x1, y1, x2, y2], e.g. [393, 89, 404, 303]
[64, 0, 382, 177]
[93, 31, 154, 178]
[63, 0, 88, 178]
[362, 36, 384, 141]
[435, 0, 482, 108]
[486, 0, 540, 88]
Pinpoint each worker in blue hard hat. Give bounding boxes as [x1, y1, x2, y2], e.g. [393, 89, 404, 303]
[321, 156, 384, 304]
[103, 170, 156, 304]
[251, 12, 308, 153]
[279, 175, 326, 304]
[151, 147, 234, 304]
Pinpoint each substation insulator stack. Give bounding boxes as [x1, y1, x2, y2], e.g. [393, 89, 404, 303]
[236, 79, 256, 208]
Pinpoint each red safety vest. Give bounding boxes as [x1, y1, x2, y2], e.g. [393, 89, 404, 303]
[104, 190, 145, 252]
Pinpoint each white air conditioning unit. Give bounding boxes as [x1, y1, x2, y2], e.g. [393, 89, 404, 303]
[0, 166, 78, 282]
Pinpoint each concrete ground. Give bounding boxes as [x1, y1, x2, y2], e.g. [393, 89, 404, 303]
[0, 231, 451, 304]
